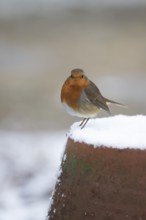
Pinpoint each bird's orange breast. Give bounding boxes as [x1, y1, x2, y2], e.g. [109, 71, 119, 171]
[61, 77, 89, 110]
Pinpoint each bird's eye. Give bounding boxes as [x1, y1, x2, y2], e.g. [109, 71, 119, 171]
[81, 75, 84, 78]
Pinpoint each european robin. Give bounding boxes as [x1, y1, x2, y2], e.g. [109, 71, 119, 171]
[61, 68, 123, 129]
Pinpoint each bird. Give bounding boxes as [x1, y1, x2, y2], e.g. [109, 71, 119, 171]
[61, 68, 124, 129]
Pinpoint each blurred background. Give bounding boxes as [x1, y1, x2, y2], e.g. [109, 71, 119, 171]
[0, 0, 146, 219]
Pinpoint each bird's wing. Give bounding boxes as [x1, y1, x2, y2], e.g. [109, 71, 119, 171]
[83, 80, 111, 114]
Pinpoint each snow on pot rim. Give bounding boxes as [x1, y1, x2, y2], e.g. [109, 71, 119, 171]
[68, 115, 146, 149]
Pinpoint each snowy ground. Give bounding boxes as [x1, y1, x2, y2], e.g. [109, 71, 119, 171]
[0, 131, 66, 220]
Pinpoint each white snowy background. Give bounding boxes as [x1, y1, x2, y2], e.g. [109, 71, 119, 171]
[0, 131, 66, 220]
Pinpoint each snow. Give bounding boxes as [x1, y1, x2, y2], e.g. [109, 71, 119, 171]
[1, 115, 146, 220]
[69, 115, 146, 149]
[0, 131, 66, 220]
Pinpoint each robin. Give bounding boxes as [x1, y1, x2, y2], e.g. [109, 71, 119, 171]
[61, 68, 124, 129]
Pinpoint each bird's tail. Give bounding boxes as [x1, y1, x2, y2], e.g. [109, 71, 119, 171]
[105, 98, 127, 108]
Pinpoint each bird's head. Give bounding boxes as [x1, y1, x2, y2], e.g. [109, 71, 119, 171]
[70, 69, 85, 79]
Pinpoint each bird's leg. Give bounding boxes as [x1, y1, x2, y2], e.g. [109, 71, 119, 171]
[81, 118, 90, 129]
[79, 118, 86, 127]
[79, 118, 90, 129]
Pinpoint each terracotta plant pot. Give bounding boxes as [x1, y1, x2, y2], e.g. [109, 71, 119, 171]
[48, 137, 146, 220]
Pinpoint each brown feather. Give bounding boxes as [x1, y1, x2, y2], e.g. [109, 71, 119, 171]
[84, 80, 111, 114]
